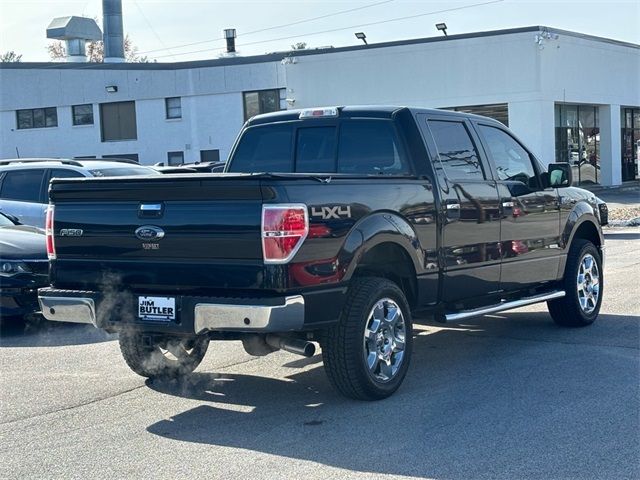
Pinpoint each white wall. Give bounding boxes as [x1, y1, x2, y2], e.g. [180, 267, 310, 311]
[0, 60, 285, 164]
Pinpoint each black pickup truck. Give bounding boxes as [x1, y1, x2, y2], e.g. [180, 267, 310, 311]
[39, 106, 607, 400]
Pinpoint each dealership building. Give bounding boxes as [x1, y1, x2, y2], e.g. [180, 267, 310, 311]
[0, 25, 638, 185]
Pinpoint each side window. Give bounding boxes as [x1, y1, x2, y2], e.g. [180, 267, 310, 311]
[295, 127, 336, 173]
[0, 169, 45, 202]
[478, 125, 538, 186]
[228, 124, 293, 173]
[427, 120, 485, 181]
[50, 169, 85, 180]
[338, 120, 409, 175]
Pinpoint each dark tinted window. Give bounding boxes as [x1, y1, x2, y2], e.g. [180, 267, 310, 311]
[428, 120, 484, 180]
[479, 125, 538, 186]
[243, 90, 281, 120]
[228, 125, 293, 172]
[296, 127, 336, 172]
[50, 169, 85, 179]
[0, 169, 45, 202]
[72, 104, 94, 125]
[200, 149, 220, 163]
[16, 107, 57, 129]
[338, 121, 409, 174]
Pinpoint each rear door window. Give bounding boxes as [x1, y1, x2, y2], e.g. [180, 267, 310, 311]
[427, 120, 485, 181]
[0, 169, 45, 202]
[338, 120, 410, 175]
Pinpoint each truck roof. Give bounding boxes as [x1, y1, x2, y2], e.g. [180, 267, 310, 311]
[246, 105, 499, 126]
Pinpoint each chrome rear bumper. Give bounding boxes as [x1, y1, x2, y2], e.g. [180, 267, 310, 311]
[38, 291, 305, 333]
[39, 296, 96, 326]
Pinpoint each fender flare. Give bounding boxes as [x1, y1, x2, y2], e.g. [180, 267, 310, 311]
[562, 202, 603, 250]
[339, 211, 425, 282]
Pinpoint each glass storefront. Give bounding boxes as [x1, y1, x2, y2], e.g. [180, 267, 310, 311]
[443, 103, 509, 126]
[555, 104, 600, 185]
[621, 107, 640, 181]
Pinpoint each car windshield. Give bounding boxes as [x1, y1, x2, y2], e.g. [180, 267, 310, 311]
[89, 167, 159, 177]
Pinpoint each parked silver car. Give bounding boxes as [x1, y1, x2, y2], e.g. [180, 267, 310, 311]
[0, 158, 159, 227]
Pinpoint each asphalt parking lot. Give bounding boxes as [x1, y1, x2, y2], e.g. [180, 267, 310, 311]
[1, 229, 638, 480]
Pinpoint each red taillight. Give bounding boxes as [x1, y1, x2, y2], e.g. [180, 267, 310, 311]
[261, 204, 308, 264]
[45, 205, 55, 259]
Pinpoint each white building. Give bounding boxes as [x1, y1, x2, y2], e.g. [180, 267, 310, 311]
[1, 26, 638, 186]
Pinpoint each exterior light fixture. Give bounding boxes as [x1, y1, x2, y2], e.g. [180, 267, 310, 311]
[355, 32, 367, 45]
[436, 23, 448, 36]
[105, 85, 118, 93]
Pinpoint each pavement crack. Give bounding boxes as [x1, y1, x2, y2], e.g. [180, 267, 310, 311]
[0, 384, 146, 426]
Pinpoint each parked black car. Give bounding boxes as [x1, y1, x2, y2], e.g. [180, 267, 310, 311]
[39, 106, 607, 400]
[0, 212, 48, 323]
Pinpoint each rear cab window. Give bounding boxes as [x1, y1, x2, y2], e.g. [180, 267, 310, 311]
[228, 118, 411, 175]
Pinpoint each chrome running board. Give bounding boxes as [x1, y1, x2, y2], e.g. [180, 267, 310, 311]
[445, 291, 566, 322]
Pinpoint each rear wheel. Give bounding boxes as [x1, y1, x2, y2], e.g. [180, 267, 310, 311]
[548, 239, 603, 327]
[322, 277, 413, 400]
[119, 331, 209, 379]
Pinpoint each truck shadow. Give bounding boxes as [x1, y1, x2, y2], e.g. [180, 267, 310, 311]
[146, 312, 639, 479]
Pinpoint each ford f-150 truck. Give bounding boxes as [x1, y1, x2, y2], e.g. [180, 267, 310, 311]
[38, 106, 608, 400]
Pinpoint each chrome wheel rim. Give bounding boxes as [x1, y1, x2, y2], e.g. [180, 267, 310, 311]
[363, 298, 406, 383]
[577, 253, 600, 314]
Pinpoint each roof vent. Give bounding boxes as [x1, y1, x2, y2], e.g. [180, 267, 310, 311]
[46, 16, 102, 63]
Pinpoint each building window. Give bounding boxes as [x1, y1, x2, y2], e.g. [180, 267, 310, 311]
[200, 149, 220, 163]
[443, 104, 509, 127]
[167, 151, 184, 166]
[72, 104, 94, 126]
[100, 101, 137, 142]
[165, 97, 182, 119]
[243, 89, 281, 120]
[555, 104, 600, 185]
[621, 107, 640, 181]
[16, 107, 57, 130]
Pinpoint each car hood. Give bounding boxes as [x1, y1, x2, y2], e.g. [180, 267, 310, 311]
[562, 186, 601, 205]
[0, 225, 46, 260]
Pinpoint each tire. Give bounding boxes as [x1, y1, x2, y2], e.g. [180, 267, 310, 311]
[548, 239, 603, 327]
[322, 277, 413, 401]
[119, 331, 209, 379]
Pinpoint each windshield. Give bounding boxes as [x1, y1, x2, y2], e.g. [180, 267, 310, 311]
[89, 167, 159, 177]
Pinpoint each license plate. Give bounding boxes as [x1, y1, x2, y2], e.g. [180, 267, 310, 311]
[138, 296, 176, 322]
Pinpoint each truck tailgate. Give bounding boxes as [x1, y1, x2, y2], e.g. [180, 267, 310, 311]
[50, 174, 266, 291]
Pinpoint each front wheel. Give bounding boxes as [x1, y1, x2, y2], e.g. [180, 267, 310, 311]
[119, 331, 209, 379]
[548, 239, 603, 327]
[322, 277, 413, 400]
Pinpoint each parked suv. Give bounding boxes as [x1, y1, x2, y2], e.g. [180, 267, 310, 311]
[0, 158, 158, 227]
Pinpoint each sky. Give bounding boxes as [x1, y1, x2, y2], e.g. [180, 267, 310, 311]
[0, 0, 638, 62]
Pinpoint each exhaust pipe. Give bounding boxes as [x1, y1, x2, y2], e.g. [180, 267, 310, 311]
[266, 334, 316, 357]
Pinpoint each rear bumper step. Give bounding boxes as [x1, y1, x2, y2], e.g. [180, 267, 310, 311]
[445, 291, 565, 322]
[38, 288, 305, 334]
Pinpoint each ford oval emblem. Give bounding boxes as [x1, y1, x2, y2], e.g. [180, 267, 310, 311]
[135, 225, 165, 241]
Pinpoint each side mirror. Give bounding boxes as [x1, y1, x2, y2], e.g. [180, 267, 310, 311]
[548, 163, 573, 188]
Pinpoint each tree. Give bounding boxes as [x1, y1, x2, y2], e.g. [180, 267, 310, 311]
[47, 35, 149, 63]
[0, 51, 22, 62]
[290, 42, 308, 50]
